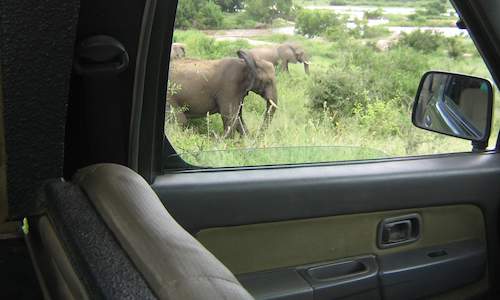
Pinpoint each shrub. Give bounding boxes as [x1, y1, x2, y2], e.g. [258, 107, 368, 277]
[396, 30, 445, 53]
[364, 8, 384, 20]
[296, 10, 346, 38]
[353, 98, 409, 137]
[407, 12, 427, 24]
[446, 36, 465, 59]
[245, 0, 294, 23]
[424, 0, 448, 16]
[175, 0, 224, 29]
[308, 67, 365, 117]
[362, 26, 390, 39]
[197, 1, 224, 29]
[215, 0, 244, 13]
[308, 46, 430, 117]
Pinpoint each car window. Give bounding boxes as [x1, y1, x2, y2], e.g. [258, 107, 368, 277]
[165, 0, 497, 168]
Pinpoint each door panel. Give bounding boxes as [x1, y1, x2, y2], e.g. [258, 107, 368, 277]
[153, 152, 500, 298]
[196, 205, 485, 274]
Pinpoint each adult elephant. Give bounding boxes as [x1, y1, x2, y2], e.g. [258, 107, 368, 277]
[170, 43, 186, 60]
[249, 43, 310, 74]
[167, 50, 278, 137]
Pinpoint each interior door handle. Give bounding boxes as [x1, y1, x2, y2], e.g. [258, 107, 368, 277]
[378, 214, 421, 249]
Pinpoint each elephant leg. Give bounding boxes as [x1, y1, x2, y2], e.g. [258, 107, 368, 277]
[175, 111, 188, 126]
[220, 102, 242, 138]
[166, 100, 188, 126]
[281, 61, 289, 73]
[236, 108, 248, 136]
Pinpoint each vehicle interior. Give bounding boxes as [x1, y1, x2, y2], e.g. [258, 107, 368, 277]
[2, 0, 500, 299]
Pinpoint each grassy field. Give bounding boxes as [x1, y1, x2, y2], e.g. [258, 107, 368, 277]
[166, 27, 498, 168]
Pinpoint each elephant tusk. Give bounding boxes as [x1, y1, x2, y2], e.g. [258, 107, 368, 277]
[304, 61, 312, 65]
[269, 99, 279, 109]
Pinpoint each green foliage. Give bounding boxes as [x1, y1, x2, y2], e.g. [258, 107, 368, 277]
[245, 0, 295, 23]
[173, 30, 251, 59]
[329, 0, 348, 5]
[397, 30, 445, 53]
[446, 36, 465, 59]
[308, 68, 364, 118]
[309, 44, 430, 117]
[175, 0, 224, 29]
[296, 10, 346, 37]
[222, 12, 258, 29]
[215, 0, 244, 12]
[364, 8, 384, 20]
[424, 0, 448, 16]
[353, 98, 410, 137]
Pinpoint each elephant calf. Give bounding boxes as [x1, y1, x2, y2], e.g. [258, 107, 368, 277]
[170, 43, 186, 60]
[167, 50, 278, 137]
[249, 43, 310, 74]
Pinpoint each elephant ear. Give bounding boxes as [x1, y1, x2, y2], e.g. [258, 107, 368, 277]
[237, 50, 258, 92]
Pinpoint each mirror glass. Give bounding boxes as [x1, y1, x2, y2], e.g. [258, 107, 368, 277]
[413, 72, 493, 141]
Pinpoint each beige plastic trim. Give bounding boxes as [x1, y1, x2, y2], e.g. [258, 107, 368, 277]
[197, 205, 486, 275]
[25, 216, 90, 299]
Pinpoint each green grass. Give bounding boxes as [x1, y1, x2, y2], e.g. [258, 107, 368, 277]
[167, 30, 497, 168]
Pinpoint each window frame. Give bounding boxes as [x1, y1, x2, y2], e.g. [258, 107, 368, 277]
[140, 0, 500, 177]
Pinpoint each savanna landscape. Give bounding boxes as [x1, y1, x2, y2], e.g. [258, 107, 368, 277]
[165, 0, 498, 167]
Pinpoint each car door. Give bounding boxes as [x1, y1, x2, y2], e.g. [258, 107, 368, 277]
[146, 1, 500, 299]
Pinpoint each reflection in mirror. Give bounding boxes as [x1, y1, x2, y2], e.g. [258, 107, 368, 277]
[413, 72, 493, 142]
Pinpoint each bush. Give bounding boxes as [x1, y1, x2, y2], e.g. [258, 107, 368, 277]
[175, 0, 224, 29]
[245, 0, 294, 23]
[362, 26, 390, 39]
[215, 0, 244, 13]
[308, 67, 365, 118]
[353, 98, 409, 137]
[296, 10, 347, 38]
[424, 0, 448, 16]
[364, 8, 384, 20]
[446, 36, 465, 59]
[308, 46, 430, 117]
[396, 30, 445, 53]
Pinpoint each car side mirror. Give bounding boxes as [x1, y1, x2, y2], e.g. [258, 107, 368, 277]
[413, 71, 494, 150]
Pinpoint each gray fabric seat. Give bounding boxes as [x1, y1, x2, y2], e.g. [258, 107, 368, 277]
[74, 164, 253, 300]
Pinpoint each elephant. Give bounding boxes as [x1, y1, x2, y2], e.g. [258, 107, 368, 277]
[170, 43, 186, 60]
[249, 43, 310, 74]
[167, 50, 278, 137]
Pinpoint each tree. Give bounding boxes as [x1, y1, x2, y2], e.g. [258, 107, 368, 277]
[296, 10, 345, 38]
[245, 0, 294, 23]
[215, 0, 244, 12]
[175, 0, 224, 29]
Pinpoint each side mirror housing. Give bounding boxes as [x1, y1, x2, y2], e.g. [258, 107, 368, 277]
[413, 71, 494, 150]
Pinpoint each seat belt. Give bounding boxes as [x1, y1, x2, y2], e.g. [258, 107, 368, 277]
[0, 0, 80, 220]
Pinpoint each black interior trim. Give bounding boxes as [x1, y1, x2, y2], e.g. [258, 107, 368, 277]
[136, 0, 177, 182]
[45, 180, 156, 299]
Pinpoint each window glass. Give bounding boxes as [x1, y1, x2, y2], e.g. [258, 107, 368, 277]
[166, 0, 497, 168]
